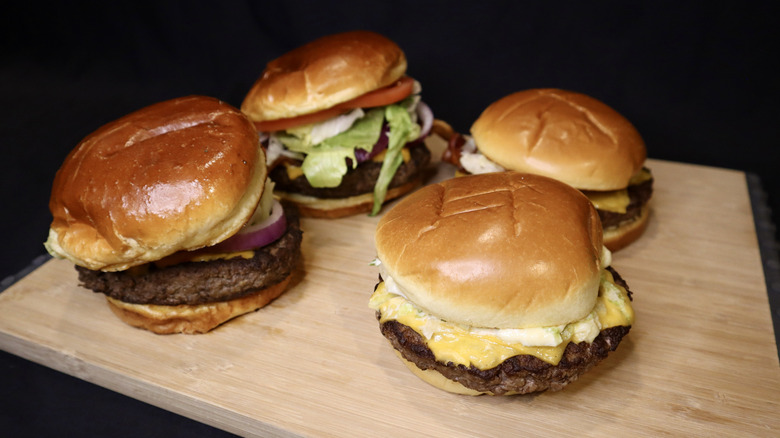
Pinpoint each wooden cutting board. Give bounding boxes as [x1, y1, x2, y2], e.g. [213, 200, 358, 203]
[1, 156, 778, 437]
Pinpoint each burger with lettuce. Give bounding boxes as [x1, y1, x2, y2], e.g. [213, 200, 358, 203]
[241, 30, 433, 218]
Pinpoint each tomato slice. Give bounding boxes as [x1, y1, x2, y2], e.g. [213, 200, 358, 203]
[340, 76, 415, 109]
[253, 106, 345, 133]
[253, 76, 416, 133]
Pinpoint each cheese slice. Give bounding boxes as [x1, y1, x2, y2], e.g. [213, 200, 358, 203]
[284, 162, 305, 180]
[584, 189, 630, 213]
[369, 270, 633, 368]
[371, 147, 411, 163]
[582, 168, 653, 213]
[153, 250, 255, 268]
[187, 250, 255, 263]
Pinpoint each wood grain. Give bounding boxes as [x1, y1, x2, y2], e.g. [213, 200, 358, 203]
[1, 157, 778, 437]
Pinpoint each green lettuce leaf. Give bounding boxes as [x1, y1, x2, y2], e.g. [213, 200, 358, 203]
[371, 104, 421, 215]
[276, 108, 385, 187]
[273, 100, 420, 212]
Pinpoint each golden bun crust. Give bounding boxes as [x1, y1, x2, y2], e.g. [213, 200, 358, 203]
[46, 96, 266, 271]
[241, 30, 407, 121]
[276, 180, 421, 218]
[393, 351, 485, 396]
[376, 172, 603, 329]
[470, 89, 646, 191]
[603, 204, 650, 251]
[106, 274, 292, 334]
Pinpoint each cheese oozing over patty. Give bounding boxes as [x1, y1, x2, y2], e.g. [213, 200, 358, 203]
[458, 138, 651, 214]
[369, 253, 634, 368]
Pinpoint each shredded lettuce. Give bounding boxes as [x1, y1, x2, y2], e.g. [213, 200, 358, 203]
[273, 97, 421, 214]
[276, 108, 384, 187]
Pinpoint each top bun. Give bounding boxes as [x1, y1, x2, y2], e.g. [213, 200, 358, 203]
[241, 30, 407, 121]
[45, 96, 267, 272]
[375, 172, 604, 329]
[470, 89, 646, 191]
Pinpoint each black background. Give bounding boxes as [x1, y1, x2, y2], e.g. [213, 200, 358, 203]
[1, 2, 777, 436]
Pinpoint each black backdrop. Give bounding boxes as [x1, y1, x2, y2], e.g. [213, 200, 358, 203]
[1, 2, 777, 436]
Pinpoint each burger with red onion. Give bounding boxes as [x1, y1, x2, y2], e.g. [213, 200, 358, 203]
[240, 30, 434, 218]
[44, 95, 302, 334]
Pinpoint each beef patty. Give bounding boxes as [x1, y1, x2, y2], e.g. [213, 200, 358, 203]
[594, 172, 654, 229]
[270, 142, 430, 199]
[376, 267, 633, 395]
[77, 203, 303, 306]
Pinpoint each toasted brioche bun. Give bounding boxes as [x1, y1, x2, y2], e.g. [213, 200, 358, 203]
[375, 172, 603, 329]
[470, 89, 646, 191]
[275, 180, 422, 218]
[241, 30, 407, 122]
[393, 351, 485, 396]
[106, 274, 292, 334]
[604, 205, 651, 252]
[45, 96, 266, 272]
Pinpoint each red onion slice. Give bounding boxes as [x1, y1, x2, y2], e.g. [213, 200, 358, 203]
[355, 126, 390, 163]
[210, 201, 286, 252]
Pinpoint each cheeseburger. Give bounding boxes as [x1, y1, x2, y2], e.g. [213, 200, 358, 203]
[44, 96, 303, 334]
[370, 172, 634, 395]
[441, 89, 653, 251]
[240, 30, 433, 218]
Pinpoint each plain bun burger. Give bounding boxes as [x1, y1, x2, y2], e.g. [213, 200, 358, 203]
[241, 30, 433, 218]
[370, 172, 635, 395]
[441, 88, 653, 251]
[45, 96, 303, 334]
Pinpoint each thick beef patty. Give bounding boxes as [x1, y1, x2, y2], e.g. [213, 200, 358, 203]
[270, 142, 430, 199]
[377, 267, 633, 395]
[596, 172, 653, 229]
[77, 203, 303, 306]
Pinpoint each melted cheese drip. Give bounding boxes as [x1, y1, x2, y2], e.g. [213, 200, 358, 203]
[284, 162, 305, 180]
[369, 270, 634, 368]
[584, 189, 630, 213]
[371, 147, 411, 163]
[583, 168, 653, 213]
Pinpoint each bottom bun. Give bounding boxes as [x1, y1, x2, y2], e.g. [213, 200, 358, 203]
[276, 180, 421, 218]
[603, 205, 650, 252]
[106, 274, 292, 334]
[394, 351, 487, 396]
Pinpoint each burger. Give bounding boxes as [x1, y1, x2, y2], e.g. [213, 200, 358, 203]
[240, 30, 433, 218]
[370, 172, 634, 395]
[441, 88, 653, 251]
[44, 96, 303, 334]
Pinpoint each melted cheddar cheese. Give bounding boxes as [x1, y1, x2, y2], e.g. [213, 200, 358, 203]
[584, 189, 630, 213]
[284, 162, 305, 180]
[371, 147, 411, 163]
[582, 168, 653, 213]
[153, 250, 255, 268]
[369, 270, 633, 368]
[187, 250, 255, 263]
